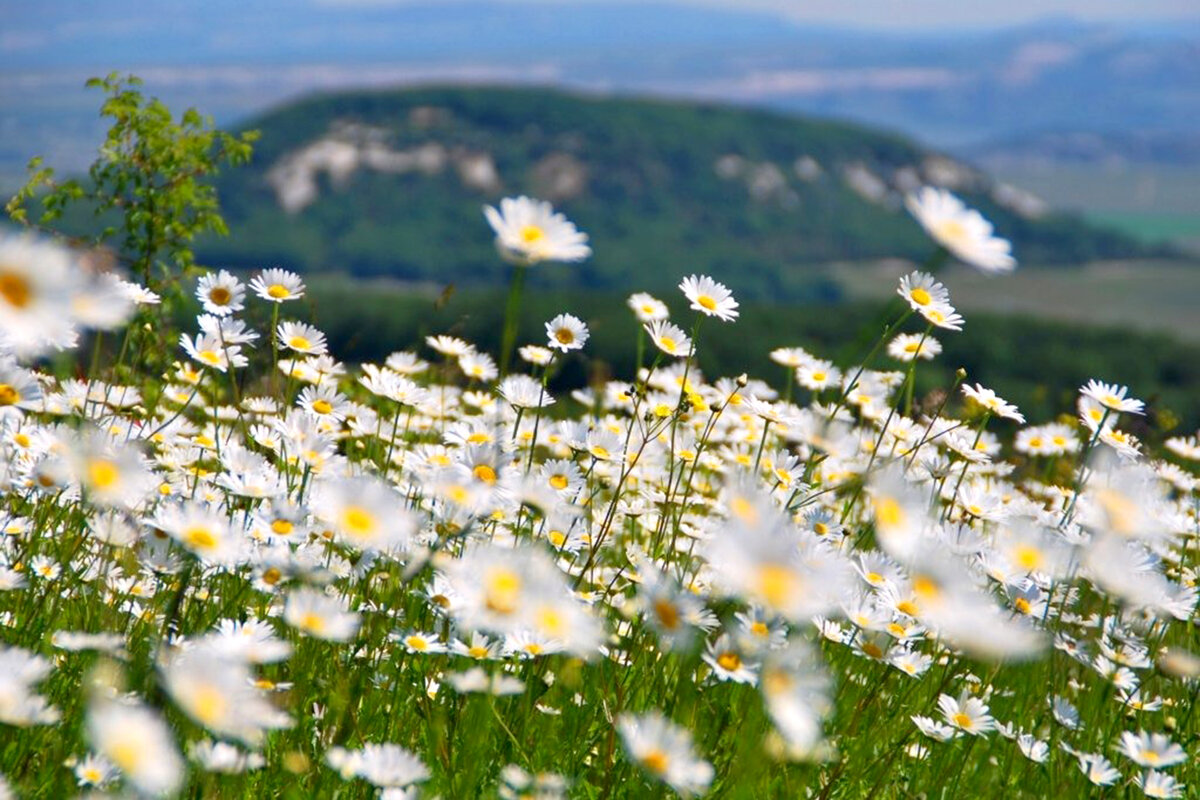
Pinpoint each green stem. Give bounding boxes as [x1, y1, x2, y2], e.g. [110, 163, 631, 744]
[498, 264, 528, 377]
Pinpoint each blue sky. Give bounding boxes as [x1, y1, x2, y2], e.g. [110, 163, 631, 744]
[311, 0, 1200, 29]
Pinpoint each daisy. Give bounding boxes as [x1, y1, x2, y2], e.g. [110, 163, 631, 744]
[1077, 753, 1122, 786]
[330, 743, 429, 789]
[0, 360, 44, 417]
[796, 360, 840, 392]
[1116, 731, 1186, 769]
[702, 634, 759, 684]
[483, 196, 591, 265]
[645, 320, 693, 358]
[73, 753, 118, 788]
[937, 692, 995, 735]
[770, 346, 815, 369]
[425, 335, 475, 358]
[394, 630, 447, 655]
[499, 374, 554, 409]
[276, 321, 327, 355]
[889, 650, 933, 678]
[617, 712, 713, 797]
[962, 383, 1025, 423]
[921, 302, 964, 332]
[906, 186, 1016, 273]
[162, 647, 290, 745]
[628, 292, 669, 322]
[545, 313, 589, 352]
[518, 344, 554, 366]
[0, 646, 60, 726]
[154, 502, 241, 564]
[0, 232, 80, 358]
[311, 476, 416, 552]
[283, 587, 360, 642]
[459, 351, 498, 382]
[87, 699, 183, 796]
[897, 271, 949, 312]
[180, 332, 246, 372]
[250, 268, 305, 303]
[116, 279, 161, 305]
[679, 274, 739, 321]
[888, 333, 942, 362]
[1081, 379, 1145, 416]
[196, 269, 246, 316]
[385, 350, 429, 374]
[1137, 772, 1185, 799]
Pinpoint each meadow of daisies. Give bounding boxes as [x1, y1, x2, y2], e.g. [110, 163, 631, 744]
[0, 188, 1198, 799]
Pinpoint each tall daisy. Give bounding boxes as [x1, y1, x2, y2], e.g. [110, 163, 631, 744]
[906, 186, 1016, 273]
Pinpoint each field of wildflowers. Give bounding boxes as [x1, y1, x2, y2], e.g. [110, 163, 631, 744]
[0, 173, 1197, 799]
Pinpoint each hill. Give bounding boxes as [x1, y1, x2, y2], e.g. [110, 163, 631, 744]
[200, 86, 1155, 301]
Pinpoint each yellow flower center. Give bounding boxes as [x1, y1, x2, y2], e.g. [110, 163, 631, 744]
[537, 606, 566, 636]
[311, 399, 333, 415]
[554, 328, 574, 345]
[0, 271, 32, 309]
[909, 287, 932, 306]
[300, 612, 326, 634]
[1013, 544, 1043, 571]
[0, 385, 20, 406]
[289, 336, 311, 350]
[88, 459, 119, 490]
[340, 506, 376, 539]
[267, 283, 290, 299]
[716, 652, 742, 671]
[697, 295, 718, 311]
[933, 219, 968, 245]
[520, 225, 545, 243]
[191, 685, 228, 725]
[641, 749, 670, 775]
[549, 474, 569, 490]
[271, 519, 294, 536]
[108, 739, 143, 773]
[654, 598, 681, 631]
[473, 464, 497, 484]
[1014, 597, 1032, 614]
[875, 497, 904, 530]
[262, 567, 283, 585]
[485, 569, 522, 614]
[912, 575, 940, 600]
[406, 636, 429, 651]
[208, 286, 232, 305]
[952, 712, 972, 729]
[757, 564, 799, 610]
[183, 526, 218, 550]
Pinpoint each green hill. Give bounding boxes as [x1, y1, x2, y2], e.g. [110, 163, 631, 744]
[202, 86, 1156, 300]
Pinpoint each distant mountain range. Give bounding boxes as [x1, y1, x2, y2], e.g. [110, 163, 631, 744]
[183, 86, 1153, 302]
[968, 131, 1200, 169]
[3, 3, 1199, 186]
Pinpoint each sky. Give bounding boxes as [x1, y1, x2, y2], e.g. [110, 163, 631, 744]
[311, 0, 1200, 29]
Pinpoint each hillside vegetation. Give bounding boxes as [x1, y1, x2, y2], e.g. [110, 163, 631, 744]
[201, 86, 1154, 301]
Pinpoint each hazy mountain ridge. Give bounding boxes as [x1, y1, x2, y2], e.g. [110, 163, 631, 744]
[196, 86, 1153, 301]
